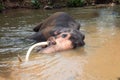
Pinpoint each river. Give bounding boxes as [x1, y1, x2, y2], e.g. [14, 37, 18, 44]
[0, 6, 120, 80]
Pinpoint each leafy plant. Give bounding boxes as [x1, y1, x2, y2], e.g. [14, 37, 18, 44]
[67, 0, 84, 7]
[0, 3, 4, 12]
[31, 0, 41, 9]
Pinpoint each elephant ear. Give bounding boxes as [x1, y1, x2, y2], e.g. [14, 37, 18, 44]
[33, 22, 43, 32]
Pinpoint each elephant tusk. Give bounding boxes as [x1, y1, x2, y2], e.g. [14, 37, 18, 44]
[25, 42, 49, 62]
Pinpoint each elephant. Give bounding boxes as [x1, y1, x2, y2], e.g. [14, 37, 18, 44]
[29, 12, 85, 54]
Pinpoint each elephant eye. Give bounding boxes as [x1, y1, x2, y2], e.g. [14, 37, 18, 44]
[61, 34, 68, 38]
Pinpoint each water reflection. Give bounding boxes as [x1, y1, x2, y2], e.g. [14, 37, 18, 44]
[0, 6, 120, 80]
[19, 52, 86, 80]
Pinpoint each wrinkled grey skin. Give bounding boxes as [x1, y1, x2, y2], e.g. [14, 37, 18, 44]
[29, 12, 85, 53]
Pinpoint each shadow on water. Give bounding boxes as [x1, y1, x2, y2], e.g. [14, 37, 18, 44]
[0, 6, 120, 80]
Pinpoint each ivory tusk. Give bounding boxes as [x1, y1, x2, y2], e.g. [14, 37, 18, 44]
[25, 42, 49, 62]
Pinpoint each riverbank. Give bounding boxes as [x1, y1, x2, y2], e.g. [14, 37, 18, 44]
[0, 0, 120, 13]
[0, 4, 119, 14]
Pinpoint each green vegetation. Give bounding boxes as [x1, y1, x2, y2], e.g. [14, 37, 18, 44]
[0, 3, 4, 12]
[0, 0, 120, 11]
[31, 0, 41, 9]
[66, 0, 85, 7]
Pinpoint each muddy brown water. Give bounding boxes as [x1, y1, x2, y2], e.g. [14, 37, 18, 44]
[0, 6, 120, 80]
